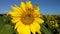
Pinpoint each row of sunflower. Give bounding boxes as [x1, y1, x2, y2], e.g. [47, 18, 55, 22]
[0, 1, 60, 34]
[41, 15, 60, 34]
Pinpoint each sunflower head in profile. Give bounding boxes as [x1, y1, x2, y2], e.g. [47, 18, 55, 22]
[8, 1, 44, 34]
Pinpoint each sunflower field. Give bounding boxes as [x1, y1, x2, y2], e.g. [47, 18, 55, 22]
[0, 0, 60, 34]
[0, 14, 60, 34]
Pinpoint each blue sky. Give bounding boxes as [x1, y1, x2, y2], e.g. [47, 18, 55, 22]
[0, 0, 60, 15]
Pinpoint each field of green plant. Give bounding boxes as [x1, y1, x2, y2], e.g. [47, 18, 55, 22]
[0, 14, 60, 34]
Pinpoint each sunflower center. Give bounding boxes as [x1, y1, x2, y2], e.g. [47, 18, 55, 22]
[24, 15, 30, 21]
[21, 11, 34, 25]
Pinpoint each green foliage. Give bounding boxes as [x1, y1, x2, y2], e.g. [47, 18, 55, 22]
[0, 24, 13, 34]
[0, 14, 18, 34]
[41, 24, 53, 34]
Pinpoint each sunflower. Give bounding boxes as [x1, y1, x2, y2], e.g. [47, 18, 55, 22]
[8, 1, 44, 34]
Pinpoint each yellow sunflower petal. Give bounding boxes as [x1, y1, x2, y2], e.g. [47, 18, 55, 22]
[32, 21, 41, 34]
[33, 7, 40, 17]
[20, 2, 26, 12]
[37, 30, 41, 34]
[14, 4, 23, 13]
[33, 21, 40, 30]
[34, 7, 40, 14]
[21, 26, 30, 34]
[8, 12, 21, 17]
[15, 22, 21, 29]
[30, 24, 36, 34]
[11, 18, 20, 24]
[11, 6, 23, 14]
[55, 23, 59, 27]
[17, 23, 30, 34]
[11, 16, 20, 19]
[35, 17, 44, 24]
[11, 5, 19, 11]
[26, 1, 33, 9]
[30, 21, 41, 34]
[16, 22, 24, 34]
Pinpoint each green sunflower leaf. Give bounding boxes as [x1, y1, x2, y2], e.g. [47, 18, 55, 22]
[41, 24, 53, 34]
